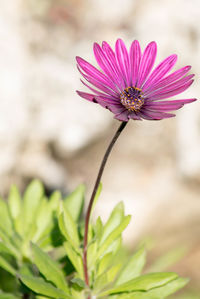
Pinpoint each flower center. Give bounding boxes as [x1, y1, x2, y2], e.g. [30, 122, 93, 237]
[120, 87, 144, 111]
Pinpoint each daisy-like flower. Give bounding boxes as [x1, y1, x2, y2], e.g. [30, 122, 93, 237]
[76, 39, 196, 121]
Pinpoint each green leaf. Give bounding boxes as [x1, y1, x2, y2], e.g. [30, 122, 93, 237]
[104, 237, 122, 256]
[141, 277, 188, 298]
[71, 278, 86, 289]
[7, 185, 21, 220]
[0, 242, 14, 255]
[19, 264, 34, 277]
[22, 180, 44, 236]
[97, 215, 131, 258]
[95, 217, 104, 240]
[20, 275, 71, 299]
[101, 272, 178, 296]
[70, 289, 85, 299]
[148, 247, 187, 272]
[91, 183, 102, 213]
[94, 264, 121, 291]
[0, 228, 20, 259]
[87, 241, 98, 268]
[115, 247, 146, 285]
[115, 277, 189, 299]
[58, 202, 80, 250]
[31, 243, 69, 293]
[32, 192, 60, 243]
[97, 252, 113, 276]
[49, 191, 61, 208]
[100, 202, 125, 245]
[31, 198, 50, 242]
[64, 242, 83, 278]
[0, 291, 20, 299]
[0, 198, 13, 237]
[0, 256, 16, 276]
[64, 184, 85, 222]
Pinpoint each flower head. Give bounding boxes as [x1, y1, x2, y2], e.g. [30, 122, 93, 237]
[76, 39, 196, 121]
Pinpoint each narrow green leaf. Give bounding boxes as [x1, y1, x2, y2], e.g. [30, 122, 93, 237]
[148, 247, 187, 272]
[31, 198, 50, 242]
[103, 237, 122, 257]
[95, 217, 104, 240]
[71, 278, 86, 289]
[0, 292, 20, 299]
[20, 275, 70, 299]
[101, 272, 178, 296]
[58, 202, 79, 250]
[64, 242, 83, 279]
[31, 243, 69, 293]
[97, 215, 131, 258]
[49, 191, 61, 208]
[0, 242, 14, 255]
[104, 263, 121, 283]
[8, 185, 21, 220]
[140, 277, 189, 298]
[22, 180, 44, 236]
[87, 241, 98, 268]
[115, 247, 146, 285]
[97, 252, 113, 276]
[114, 277, 189, 299]
[91, 183, 102, 213]
[70, 289, 85, 299]
[0, 256, 16, 276]
[94, 264, 121, 291]
[100, 202, 125, 245]
[0, 228, 20, 259]
[64, 184, 85, 222]
[0, 198, 13, 237]
[19, 264, 35, 277]
[32, 193, 60, 243]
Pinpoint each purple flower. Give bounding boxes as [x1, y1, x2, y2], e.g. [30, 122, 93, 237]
[76, 39, 196, 121]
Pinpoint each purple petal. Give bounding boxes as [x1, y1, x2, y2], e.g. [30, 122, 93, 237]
[146, 77, 194, 101]
[145, 98, 196, 107]
[144, 102, 184, 111]
[102, 41, 126, 89]
[78, 67, 119, 97]
[76, 56, 117, 91]
[76, 90, 123, 115]
[136, 41, 157, 88]
[76, 90, 96, 102]
[94, 42, 123, 90]
[94, 96, 127, 116]
[147, 65, 191, 92]
[80, 79, 119, 100]
[144, 98, 196, 112]
[142, 54, 177, 91]
[139, 109, 175, 120]
[146, 73, 194, 98]
[115, 39, 131, 86]
[128, 111, 142, 120]
[95, 95, 121, 106]
[114, 109, 129, 121]
[129, 40, 142, 87]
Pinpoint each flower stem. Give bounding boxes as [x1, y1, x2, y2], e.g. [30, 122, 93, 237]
[83, 121, 128, 288]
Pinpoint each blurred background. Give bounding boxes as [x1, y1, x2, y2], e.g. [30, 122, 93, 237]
[0, 0, 200, 297]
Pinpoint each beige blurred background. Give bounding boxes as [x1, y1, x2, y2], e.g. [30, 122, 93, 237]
[0, 0, 200, 296]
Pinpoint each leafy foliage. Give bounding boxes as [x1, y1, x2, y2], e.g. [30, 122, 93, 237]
[0, 180, 84, 297]
[0, 180, 189, 298]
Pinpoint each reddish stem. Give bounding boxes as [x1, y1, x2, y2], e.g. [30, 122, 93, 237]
[83, 121, 128, 290]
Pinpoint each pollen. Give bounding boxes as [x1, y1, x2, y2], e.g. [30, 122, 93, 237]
[120, 87, 144, 111]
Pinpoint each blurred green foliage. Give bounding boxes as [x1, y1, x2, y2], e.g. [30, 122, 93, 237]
[0, 180, 193, 298]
